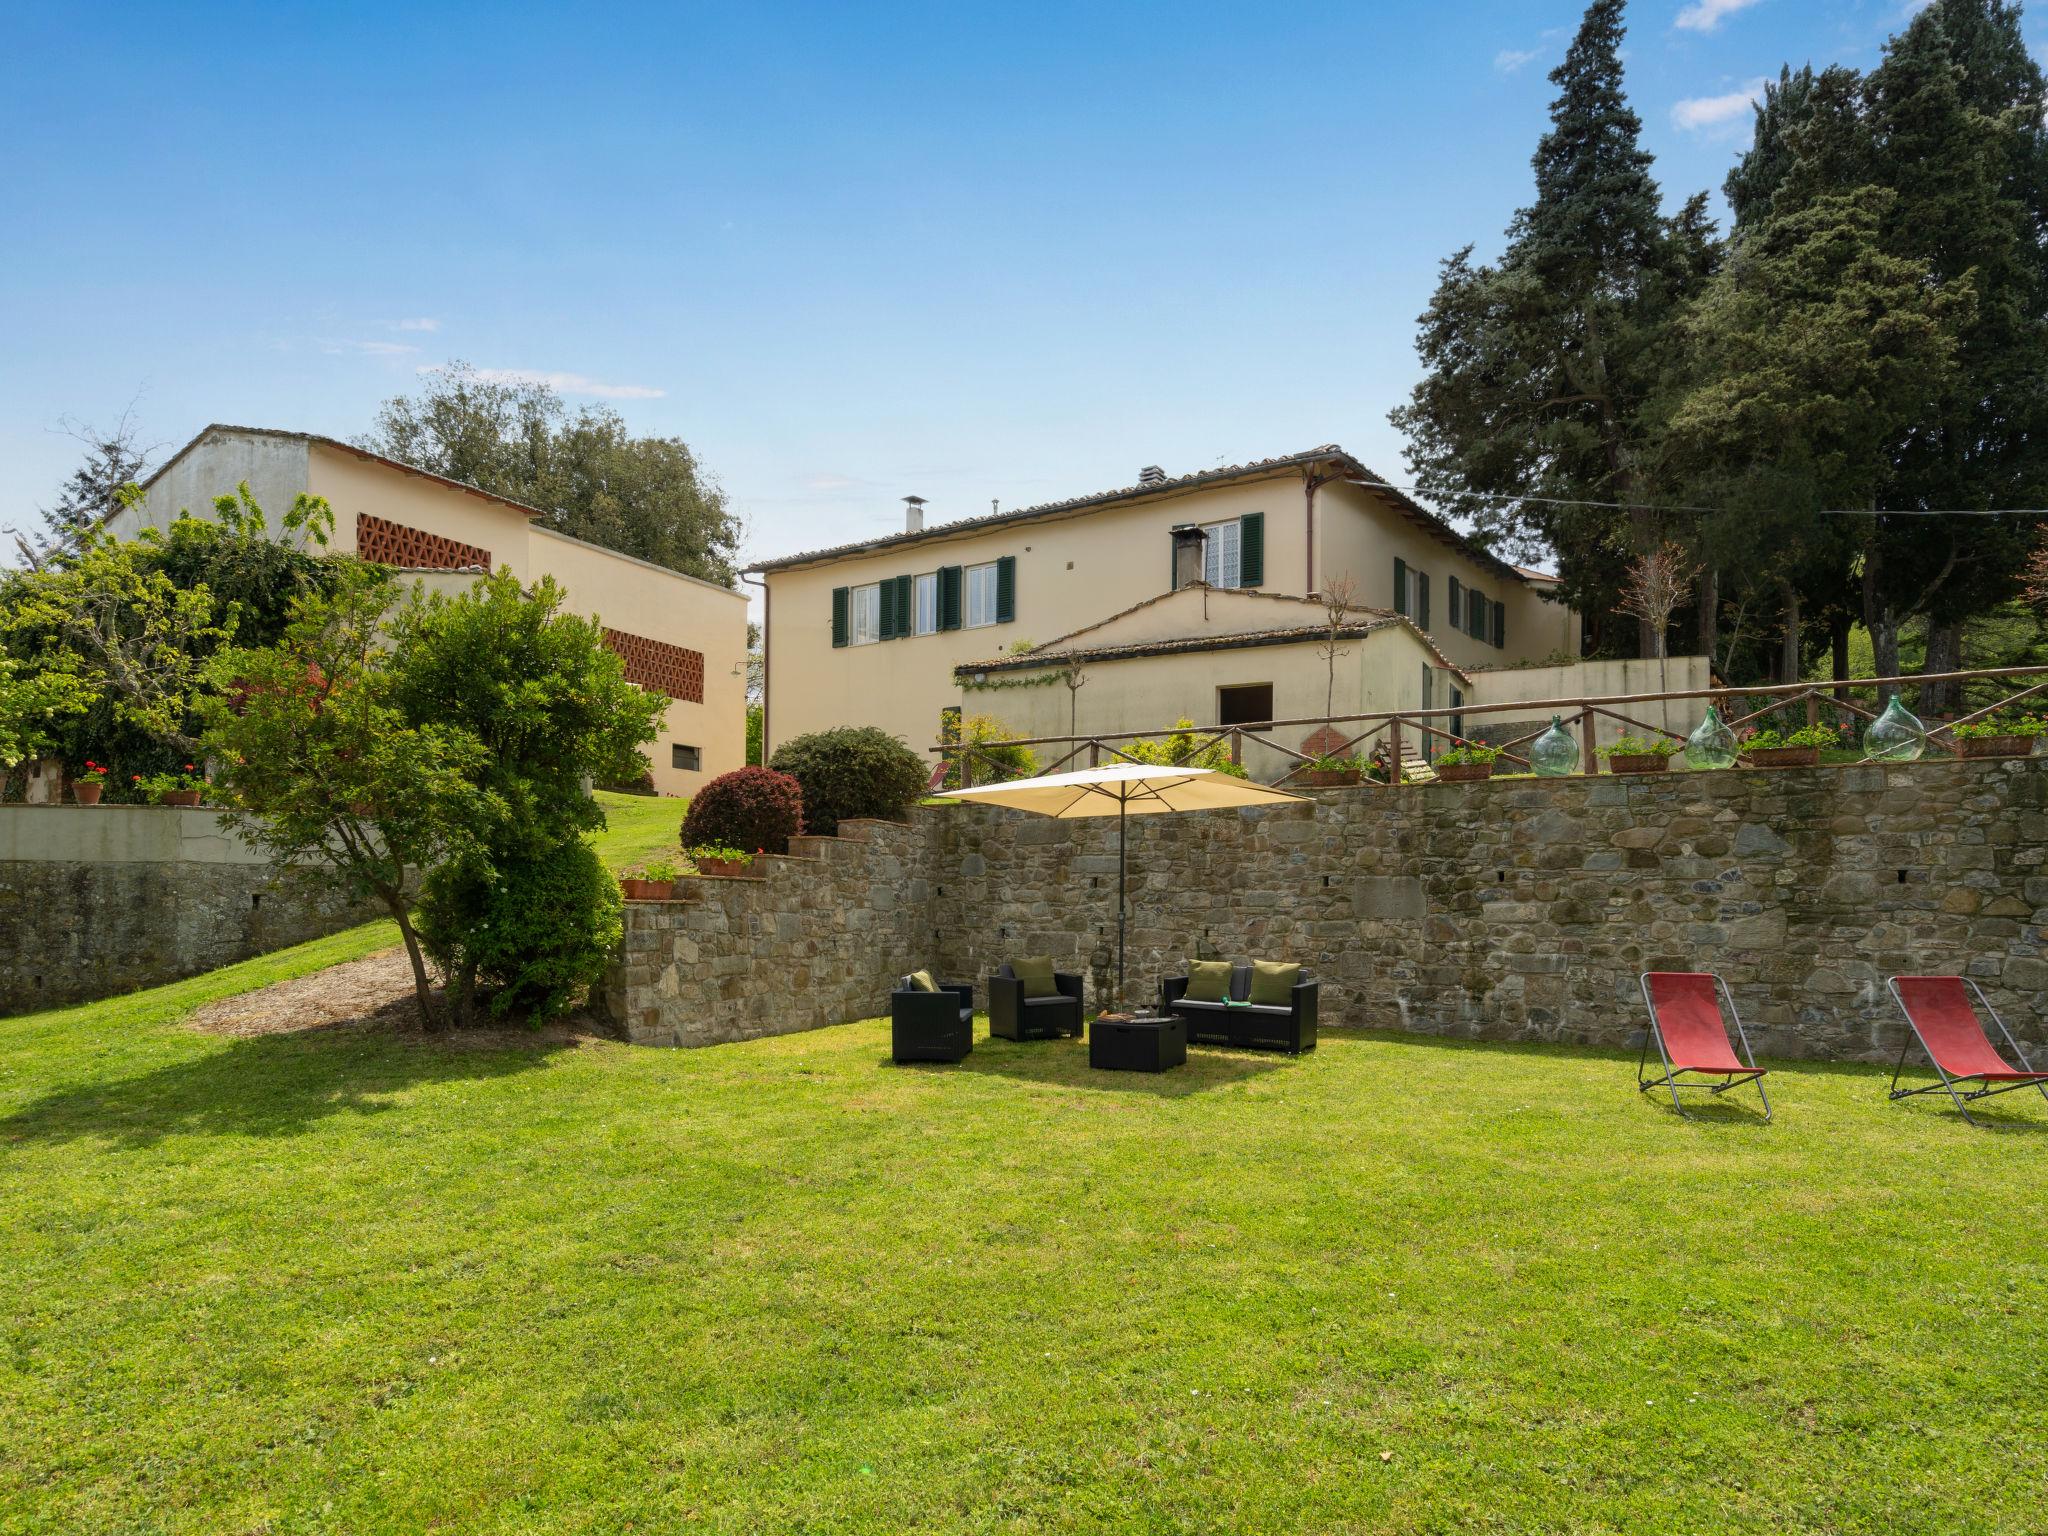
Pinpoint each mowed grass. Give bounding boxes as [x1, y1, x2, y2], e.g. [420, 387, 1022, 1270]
[5, 952, 2048, 1536]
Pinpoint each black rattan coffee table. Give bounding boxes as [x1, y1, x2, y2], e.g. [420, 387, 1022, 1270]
[1090, 1012, 1187, 1073]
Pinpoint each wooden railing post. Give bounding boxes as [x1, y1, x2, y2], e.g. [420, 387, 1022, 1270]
[1580, 708, 1598, 776]
[1230, 728, 1243, 768]
[1388, 718, 1403, 786]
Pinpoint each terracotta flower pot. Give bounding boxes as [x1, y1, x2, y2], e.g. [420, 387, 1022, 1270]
[1742, 746, 1819, 769]
[1607, 754, 1671, 775]
[1960, 735, 2035, 759]
[72, 782, 103, 806]
[160, 789, 203, 807]
[1298, 769, 1362, 788]
[1435, 762, 1494, 783]
[694, 857, 750, 878]
[620, 877, 674, 900]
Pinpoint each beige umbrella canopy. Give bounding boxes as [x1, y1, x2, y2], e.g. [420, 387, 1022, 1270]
[938, 764, 1308, 1007]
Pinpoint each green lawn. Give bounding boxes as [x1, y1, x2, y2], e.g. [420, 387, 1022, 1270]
[5, 950, 2047, 1535]
[587, 788, 685, 872]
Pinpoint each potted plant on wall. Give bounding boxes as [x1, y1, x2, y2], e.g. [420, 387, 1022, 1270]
[621, 858, 680, 901]
[687, 843, 756, 877]
[137, 765, 206, 807]
[1739, 722, 1839, 769]
[1433, 743, 1501, 783]
[1297, 753, 1364, 788]
[71, 761, 108, 805]
[1597, 735, 1681, 775]
[1952, 712, 2044, 759]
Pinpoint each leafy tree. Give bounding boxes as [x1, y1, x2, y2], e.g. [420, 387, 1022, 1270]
[360, 363, 741, 585]
[769, 726, 928, 835]
[680, 765, 804, 854]
[203, 568, 488, 1021]
[0, 650, 92, 769]
[1391, 0, 1716, 653]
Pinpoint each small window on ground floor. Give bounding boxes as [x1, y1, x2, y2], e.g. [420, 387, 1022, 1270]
[672, 744, 702, 771]
[1217, 683, 1274, 728]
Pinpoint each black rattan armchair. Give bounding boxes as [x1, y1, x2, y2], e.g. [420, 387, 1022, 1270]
[891, 976, 975, 1064]
[1160, 964, 1318, 1054]
[988, 962, 1084, 1041]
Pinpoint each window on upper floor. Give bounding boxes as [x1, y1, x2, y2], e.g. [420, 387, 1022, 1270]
[965, 561, 1000, 628]
[914, 571, 938, 635]
[1203, 519, 1241, 588]
[849, 583, 881, 645]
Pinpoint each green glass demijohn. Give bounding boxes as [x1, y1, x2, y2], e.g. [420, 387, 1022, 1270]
[1865, 694, 1927, 763]
[1529, 715, 1581, 776]
[1683, 705, 1740, 771]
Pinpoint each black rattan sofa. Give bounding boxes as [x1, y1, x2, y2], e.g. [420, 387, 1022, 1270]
[1160, 964, 1318, 1054]
[891, 976, 975, 1063]
[988, 962, 1084, 1041]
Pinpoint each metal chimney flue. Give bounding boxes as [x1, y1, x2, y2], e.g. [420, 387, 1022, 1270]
[902, 495, 926, 534]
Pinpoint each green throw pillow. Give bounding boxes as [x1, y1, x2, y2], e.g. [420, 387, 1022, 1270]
[1249, 961, 1301, 1006]
[908, 969, 939, 993]
[1012, 956, 1060, 999]
[1185, 960, 1233, 1003]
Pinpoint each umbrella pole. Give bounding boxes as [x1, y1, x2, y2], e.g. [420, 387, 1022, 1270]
[1117, 795, 1127, 1011]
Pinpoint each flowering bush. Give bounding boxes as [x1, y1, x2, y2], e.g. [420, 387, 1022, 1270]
[1596, 735, 1681, 759]
[74, 760, 109, 785]
[686, 843, 754, 868]
[1954, 712, 2046, 740]
[1740, 722, 1840, 752]
[680, 765, 805, 854]
[134, 764, 206, 800]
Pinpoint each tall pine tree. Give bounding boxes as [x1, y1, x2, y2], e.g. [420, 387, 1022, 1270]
[1392, 0, 1714, 655]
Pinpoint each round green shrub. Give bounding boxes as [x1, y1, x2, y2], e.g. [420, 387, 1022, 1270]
[416, 837, 622, 1024]
[679, 765, 804, 855]
[768, 726, 928, 836]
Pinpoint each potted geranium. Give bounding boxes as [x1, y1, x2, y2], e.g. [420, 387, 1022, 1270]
[1432, 743, 1501, 783]
[1740, 722, 1839, 769]
[621, 859, 680, 901]
[688, 843, 756, 878]
[72, 761, 108, 806]
[1952, 712, 2044, 759]
[137, 765, 206, 807]
[1297, 753, 1363, 788]
[1598, 735, 1681, 775]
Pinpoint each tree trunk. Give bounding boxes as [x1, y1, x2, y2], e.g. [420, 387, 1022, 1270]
[1779, 581, 1803, 684]
[1830, 614, 1851, 703]
[1863, 541, 1901, 700]
[1695, 566, 1719, 667]
[1918, 620, 1964, 719]
[386, 898, 441, 1029]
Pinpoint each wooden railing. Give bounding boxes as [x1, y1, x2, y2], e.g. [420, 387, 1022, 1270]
[930, 664, 2048, 788]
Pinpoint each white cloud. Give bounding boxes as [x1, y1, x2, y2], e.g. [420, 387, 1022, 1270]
[1675, 0, 1764, 32]
[393, 317, 441, 332]
[1671, 79, 1767, 133]
[1494, 47, 1540, 74]
[322, 338, 420, 356]
[804, 473, 861, 492]
[420, 365, 666, 401]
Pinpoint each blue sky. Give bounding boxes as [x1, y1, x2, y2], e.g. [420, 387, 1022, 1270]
[3, 0, 2035, 581]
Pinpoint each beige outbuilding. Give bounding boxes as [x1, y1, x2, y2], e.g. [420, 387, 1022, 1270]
[115, 425, 747, 797]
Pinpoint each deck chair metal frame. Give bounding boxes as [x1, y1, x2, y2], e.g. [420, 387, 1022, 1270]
[1885, 975, 2048, 1127]
[1637, 972, 1772, 1122]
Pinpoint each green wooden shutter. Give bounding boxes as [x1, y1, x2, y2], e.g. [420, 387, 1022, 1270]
[1393, 557, 1409, 617]
[939, 566, 962, 630]
[1448, 576, 1462, 630]
[878, 578, 897, 640]
[1416, 572, 1430, 631]
[1238, 513, 1264, 587]
[995, 555, 1016, 624]
[894, 574, 914, 637]
[831, 586, 849, 648]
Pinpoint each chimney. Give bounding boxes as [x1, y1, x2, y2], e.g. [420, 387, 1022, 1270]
[1138, 465, 1167, 488]
[902, 495, 926, 534]
[1169, 523, 1208, 589]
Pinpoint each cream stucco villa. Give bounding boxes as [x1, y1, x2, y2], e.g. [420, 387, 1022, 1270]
[113, 425, 748, 796]
[745, 446, 1696, 769]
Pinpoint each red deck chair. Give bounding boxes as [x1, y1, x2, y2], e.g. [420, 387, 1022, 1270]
[1886, 976, 2048, 1126]
[1638, 972, 1771, 1122]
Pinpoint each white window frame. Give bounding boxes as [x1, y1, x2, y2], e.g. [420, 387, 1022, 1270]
[913, 571, 938, 636]
[849, 583, 881, 646]
[1202, 519, 1241, 588]
[965, 562, 1000, 628]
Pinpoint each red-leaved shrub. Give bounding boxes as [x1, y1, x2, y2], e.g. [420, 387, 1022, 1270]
[680, 766, 804, 856]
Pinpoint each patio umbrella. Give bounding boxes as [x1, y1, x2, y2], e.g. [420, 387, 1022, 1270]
[937, 763, 1308, 1008]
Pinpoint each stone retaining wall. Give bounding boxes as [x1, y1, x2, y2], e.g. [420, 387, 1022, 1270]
[600, 758, 2048, 1062]
[0, 806, 376, 1014]
[602, 819, 933, 1047]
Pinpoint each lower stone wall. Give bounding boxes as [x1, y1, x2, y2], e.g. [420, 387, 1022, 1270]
[601, 819, 933, 1047]
[928, 758, 2048, 1063]
[0, 807, 376, 1014]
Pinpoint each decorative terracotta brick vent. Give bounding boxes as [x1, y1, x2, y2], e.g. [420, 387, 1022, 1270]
[605, 629, 705, 703]
[354, 513, 493, 572]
